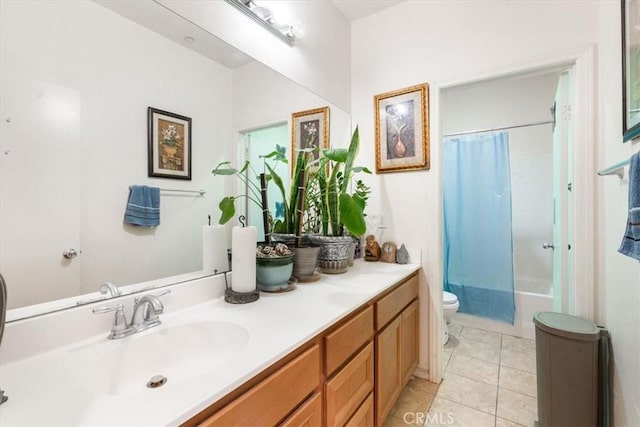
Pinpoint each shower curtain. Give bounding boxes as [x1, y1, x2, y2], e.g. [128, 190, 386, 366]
[443, 131, 516, 324]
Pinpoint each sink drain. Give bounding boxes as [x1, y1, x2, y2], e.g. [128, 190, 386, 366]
[146, 375, 167, 389]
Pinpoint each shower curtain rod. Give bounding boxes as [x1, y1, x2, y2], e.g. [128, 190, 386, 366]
[443, 119, 555, 137]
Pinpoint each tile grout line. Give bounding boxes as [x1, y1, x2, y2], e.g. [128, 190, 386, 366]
[495, 332, 503, 427]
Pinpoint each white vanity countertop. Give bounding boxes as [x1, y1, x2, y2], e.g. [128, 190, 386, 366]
[0, 260, 420, 426]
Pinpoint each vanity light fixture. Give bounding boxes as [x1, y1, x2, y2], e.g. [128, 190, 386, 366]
[223, 0, 302, 46]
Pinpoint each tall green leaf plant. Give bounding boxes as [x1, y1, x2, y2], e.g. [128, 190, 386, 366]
[317, 126, 371, 237]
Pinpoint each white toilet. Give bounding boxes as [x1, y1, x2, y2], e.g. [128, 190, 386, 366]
[443, 291, 460, 344]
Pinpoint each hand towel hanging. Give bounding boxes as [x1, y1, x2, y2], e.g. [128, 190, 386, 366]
[124, 185, 160, 227]
[618, 151, 640, 260]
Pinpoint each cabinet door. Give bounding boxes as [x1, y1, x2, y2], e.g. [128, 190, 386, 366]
[325, 343, 374, 427]
[402, 300, 419, 386]
[375, 316, 403, 426]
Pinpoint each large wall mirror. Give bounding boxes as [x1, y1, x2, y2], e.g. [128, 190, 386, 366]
[0, 0, 351, 320]
[623, 0, 640, 141]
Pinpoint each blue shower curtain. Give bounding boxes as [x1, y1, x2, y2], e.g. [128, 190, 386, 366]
[443, 131, 515, 324]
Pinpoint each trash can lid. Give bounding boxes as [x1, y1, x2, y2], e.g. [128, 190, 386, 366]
[533, 311, 600, 341]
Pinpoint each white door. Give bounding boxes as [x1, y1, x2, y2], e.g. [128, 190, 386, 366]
[0, 66, 82, 308]
[551, 69, 575, 314]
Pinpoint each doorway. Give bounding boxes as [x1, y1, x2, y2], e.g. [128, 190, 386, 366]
[441, 68, 574, 337]
[429, 46, 596, 384]
[240, 123, 289, 241]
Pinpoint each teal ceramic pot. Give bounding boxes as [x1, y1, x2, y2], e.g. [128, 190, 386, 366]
[256, 254, 294, 290]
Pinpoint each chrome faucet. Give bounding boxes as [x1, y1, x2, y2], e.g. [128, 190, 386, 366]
[131, 294, 165, 331]
[100, 282, 121, 297]
[93, 290, 170, 339]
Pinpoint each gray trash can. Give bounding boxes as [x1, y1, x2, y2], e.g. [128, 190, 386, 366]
[533, 312, 608, 427]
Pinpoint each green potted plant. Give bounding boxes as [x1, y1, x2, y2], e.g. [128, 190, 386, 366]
[262, 147, 322, 281]
[310, 126, 371, 273]
[212, 146, 319, 281]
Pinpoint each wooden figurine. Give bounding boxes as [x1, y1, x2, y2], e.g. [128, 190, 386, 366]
[364, 235, 381, 261]
[380, 241, 397, 263]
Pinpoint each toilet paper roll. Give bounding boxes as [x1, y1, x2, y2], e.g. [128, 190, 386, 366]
[203, 225, 228, 274]
[231, 226, 257, 293]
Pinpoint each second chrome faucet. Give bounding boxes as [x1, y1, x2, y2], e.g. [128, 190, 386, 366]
[92, 290, 170, 339]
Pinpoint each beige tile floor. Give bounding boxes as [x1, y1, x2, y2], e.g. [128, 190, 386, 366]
[384, 324, 538, 427]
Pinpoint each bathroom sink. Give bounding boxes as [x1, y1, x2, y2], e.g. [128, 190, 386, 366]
[83, 320, 249, 395]
[324, 290, 371, 309]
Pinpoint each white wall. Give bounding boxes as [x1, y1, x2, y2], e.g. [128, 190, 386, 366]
[159, 0, 352, 112]
[598, 3, 640, 424]
[232, 61, 352, 147]
[351, 3, 640, 423]
[442, 72, 559, 293]
[0, 0, 233, 306]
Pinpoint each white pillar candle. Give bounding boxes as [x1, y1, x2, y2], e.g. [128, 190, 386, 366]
[202, 225, 228, 274]
[231, 225, 257, 293]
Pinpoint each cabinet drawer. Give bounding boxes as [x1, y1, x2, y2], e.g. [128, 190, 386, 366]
[375, 273, 418, 330]
[325, 342, 374, 427]
[345, 392, 374, 427]
[325, 305, 374, 375]
[280, 392, 322, 427]
[201, 345, 320, 427]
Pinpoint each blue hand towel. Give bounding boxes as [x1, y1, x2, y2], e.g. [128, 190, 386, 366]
[124, 185, 160, 227]
[618, 151, 640, 260]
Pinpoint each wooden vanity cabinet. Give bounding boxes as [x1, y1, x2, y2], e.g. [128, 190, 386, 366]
[374, 274, 419, 426]
[187, 272, 419, 427]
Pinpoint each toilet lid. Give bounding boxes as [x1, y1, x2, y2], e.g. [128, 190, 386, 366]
[443, 291, 458, 305]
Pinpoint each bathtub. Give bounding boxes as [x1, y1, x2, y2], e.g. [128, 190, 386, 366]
[452, 278, 553, 339]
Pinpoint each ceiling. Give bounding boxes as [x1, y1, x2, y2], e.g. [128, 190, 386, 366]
[331, 0, 404, 21]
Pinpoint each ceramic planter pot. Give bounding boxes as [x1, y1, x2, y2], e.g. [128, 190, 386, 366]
[309, 235, 353, 274]
[256, 254, 294, 291]
[291, 246, 320, 279]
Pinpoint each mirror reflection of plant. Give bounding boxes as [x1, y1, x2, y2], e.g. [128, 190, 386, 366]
[268, 147, 317, 235]
[302, 175, 322, 234]
[211, 159, 265, 225]
[211, 145, 315, 235]
[317, 126, 371, 237]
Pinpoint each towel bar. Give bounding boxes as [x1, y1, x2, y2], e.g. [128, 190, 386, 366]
[128, 186, 205, 196]
[597, 159, 631, 179]
[160, 188, 206, 196]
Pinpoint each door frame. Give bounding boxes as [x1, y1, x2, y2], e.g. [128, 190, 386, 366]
[427, 45, 595, 383]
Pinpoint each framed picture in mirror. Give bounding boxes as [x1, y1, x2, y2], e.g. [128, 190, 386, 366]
[291, 106, 329, 173]
[148, 107, 192, 179]
[623, 0, 640, 141]
[374, 83, 430, 173]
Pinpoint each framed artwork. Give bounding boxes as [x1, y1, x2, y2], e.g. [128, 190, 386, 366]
[374, 83, 430, 173]
[623, 0, 640, 141]
[291, 106, 329, 173]
[148, 107, 192, 180]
